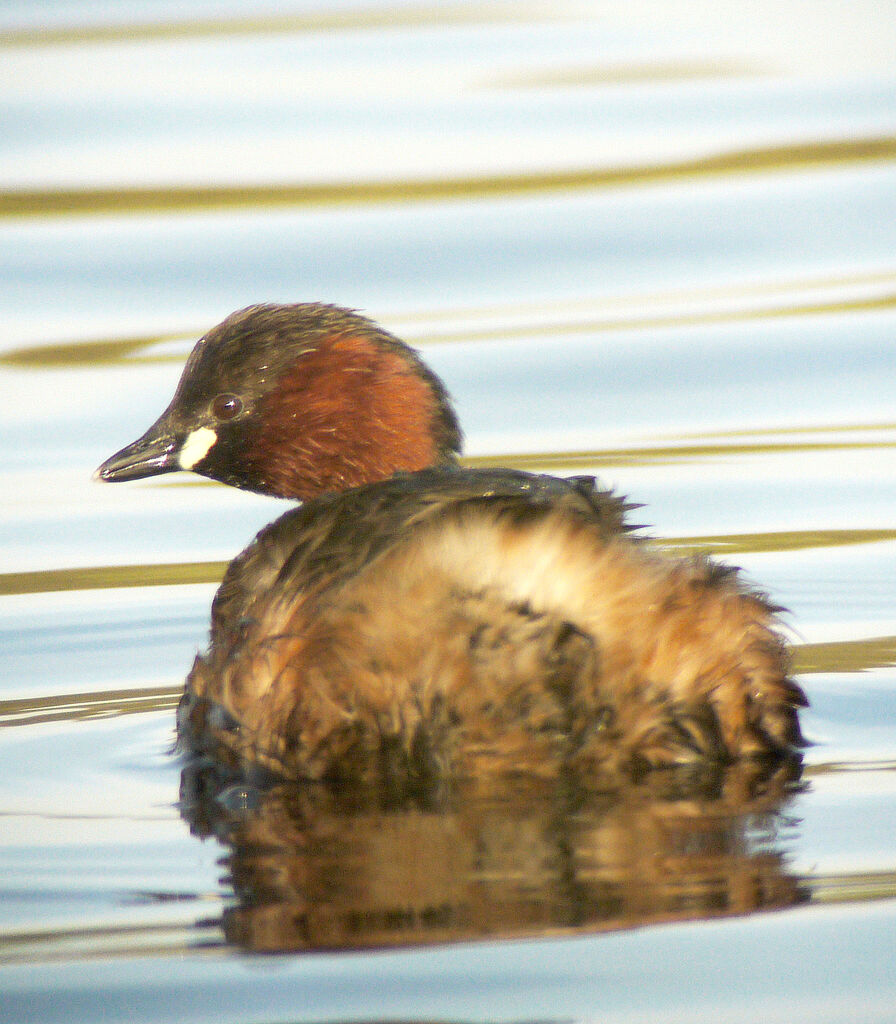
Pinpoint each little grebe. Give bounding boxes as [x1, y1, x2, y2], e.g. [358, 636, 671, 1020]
[97, 303, 806, 789]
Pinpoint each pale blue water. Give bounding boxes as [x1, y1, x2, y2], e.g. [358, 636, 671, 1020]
[1, 3, 896, 1021]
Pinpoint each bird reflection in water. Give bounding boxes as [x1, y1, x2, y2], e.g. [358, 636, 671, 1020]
[180, 760, 806, 954]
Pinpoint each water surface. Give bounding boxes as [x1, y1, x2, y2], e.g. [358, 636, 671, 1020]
[1, 2, 895, 1021]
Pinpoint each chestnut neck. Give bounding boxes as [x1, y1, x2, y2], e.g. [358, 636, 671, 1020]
[242, 328, 461, 501]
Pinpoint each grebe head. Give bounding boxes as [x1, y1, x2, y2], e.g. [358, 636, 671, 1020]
[95, 303, 462, 500]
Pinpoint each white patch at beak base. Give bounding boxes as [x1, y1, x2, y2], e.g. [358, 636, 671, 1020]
[178, 426, 218, 469]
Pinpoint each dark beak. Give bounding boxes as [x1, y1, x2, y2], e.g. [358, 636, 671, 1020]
[95, 421, 181, 483]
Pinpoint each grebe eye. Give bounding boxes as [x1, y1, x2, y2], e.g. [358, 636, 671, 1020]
[211, 394, 243, 421]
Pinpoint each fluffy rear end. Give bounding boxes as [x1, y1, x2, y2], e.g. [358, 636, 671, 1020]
[182, 502, 804, 790]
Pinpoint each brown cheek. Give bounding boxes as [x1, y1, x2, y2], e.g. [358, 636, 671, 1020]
[251, 336, 441, 500]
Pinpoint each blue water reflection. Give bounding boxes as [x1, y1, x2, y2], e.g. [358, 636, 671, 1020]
[1, 2, 895, 1021]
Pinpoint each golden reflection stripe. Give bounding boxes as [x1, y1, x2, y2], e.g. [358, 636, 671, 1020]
[466, 440, 896, 472]
[391, 269, 896, 323]
[491, 60, 760, 88]
[0, 561, 228, 595]
[669, 420, 896, 441]
[0, 334, 183, 368]
[803, 871, 896, 905]
[793, 635, 896, 674]
[411, 291, 896, 344]
[0, 685, 181, 727]
[2, 137, 894, 220]
[3, 288, 895, 368]
[3, 527, 895, 597]
[0, 920, 222, 965]
[659, 527, 896, 554]
[0, 3, 555, 48]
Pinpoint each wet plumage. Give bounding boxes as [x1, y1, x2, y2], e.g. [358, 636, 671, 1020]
[97, 303, 806, 792]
